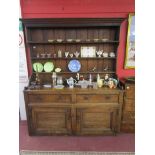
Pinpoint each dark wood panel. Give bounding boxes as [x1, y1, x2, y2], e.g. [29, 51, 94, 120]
[30, 29, 43, 42]
[29, 106, 72, 135]
[121, 123, 135, 133]
[121, 81, 135, 133]
[123, 98, 135, 111]
[31, 45, 45, 57]
[54, 29, 65, 40]
[43, 29, 55, 41]
[65, 29, 76, 39]
[77, 29, 87, 40]
[122, 111, 135, 124]
[76, 106, 119, 135]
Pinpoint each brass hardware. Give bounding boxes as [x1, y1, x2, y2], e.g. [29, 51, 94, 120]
[84, 96, 88, 100]
[105, 96, 110, 99]
[126, 86, 130, 90]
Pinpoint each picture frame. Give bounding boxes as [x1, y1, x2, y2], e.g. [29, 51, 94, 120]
[124, 13, 135, 69]
[81, 46, 96, 57]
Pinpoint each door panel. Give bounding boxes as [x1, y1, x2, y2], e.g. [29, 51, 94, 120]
[76, 105, 119, 135]
[28, 105, 72, 135]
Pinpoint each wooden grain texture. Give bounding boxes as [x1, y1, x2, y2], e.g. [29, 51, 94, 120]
[24, 88, 123, 136]
[121, 82, 135, 133]
[23, 18, 124, 136]
[29, 106, 72, 135]
[76, 105, 119, 135]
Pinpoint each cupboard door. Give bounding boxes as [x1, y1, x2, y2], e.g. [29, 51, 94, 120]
[28, 105, 72, 135]
[76, 105, 119, 135]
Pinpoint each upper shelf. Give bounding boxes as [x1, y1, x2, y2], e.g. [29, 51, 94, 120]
[27, 40, 119, 44]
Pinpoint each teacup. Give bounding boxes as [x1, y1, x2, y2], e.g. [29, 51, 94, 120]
[69, 53, 73, 58]
[74, 51, 80, 58]
[103, 52, 108, 58]
[65, 52, 69, 58]
[41, 53, 46, 58]
[109, 52, 115, 57]
[47, 53, 51, 58]
[96, 50, 103, 57]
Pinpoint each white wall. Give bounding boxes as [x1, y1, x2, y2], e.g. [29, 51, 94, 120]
[19, 7, 28, 120]
[19, 26, 28, 120]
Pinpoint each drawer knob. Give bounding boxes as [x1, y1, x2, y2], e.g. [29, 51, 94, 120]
[105, 96, 110, 100]
[126, 86, 130, 90]
[58, 95, 62, 100]
[84, 96, 88, 100]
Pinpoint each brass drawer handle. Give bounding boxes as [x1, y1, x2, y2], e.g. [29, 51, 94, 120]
[57, 95, 62, 100]
[126, 86, 130, 90]
[105, 96, 110, 100]
[84, 96, 89, 100]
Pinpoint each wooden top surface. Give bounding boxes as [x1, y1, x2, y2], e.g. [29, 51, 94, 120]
[24, 86, 123, 94]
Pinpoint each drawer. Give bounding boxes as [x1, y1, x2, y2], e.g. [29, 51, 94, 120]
[76, 94, 119, 103]
[125, 84, 135, 99]
[123, 99, 135, 111]
[28, 94, 72, 103]
[122, 111, 135, 123]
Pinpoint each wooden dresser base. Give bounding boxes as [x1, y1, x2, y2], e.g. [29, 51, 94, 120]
[24, 88, 124, 136]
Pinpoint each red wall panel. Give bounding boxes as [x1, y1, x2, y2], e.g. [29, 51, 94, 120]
[20, 0, 135, 78]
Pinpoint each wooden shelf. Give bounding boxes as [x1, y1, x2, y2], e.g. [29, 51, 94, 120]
[27, 41, 119, 44]
[33, 71, 115, 74]
[31, 57, 116, 60]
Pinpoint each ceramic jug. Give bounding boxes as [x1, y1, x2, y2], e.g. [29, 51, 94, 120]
[66, 77, 77, 88]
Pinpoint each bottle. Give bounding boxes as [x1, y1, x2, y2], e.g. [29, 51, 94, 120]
[58, 50, 62, 58]
[97, 74, 100, 82]
[97, 74, 102, 88]
[76, 73, 80, 81]
[52, 72, 57, 87]
[89, 74, 92, 84]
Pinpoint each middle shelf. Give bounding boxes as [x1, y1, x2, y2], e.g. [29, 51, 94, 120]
[31, 57, 116, 60]
[33, 71, 115, 74]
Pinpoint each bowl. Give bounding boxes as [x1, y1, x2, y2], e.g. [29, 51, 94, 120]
[102, 38, 109, 41]
[94, 39, 99, 42]
[48, 39, 54, 42]
[103, 52, 108, 58]
[78, 80, 89, 89]
[55, 68, 61, 73]
[40, 53, 46, 58]
[75, 39, 81, 42]
[67, 39, 73, 42]
[57, 39, 63, 42]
